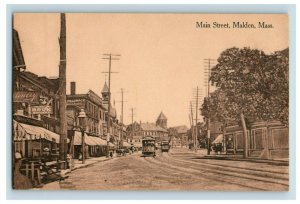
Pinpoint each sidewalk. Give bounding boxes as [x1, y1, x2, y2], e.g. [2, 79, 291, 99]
[170, 148, 289, 166]
[37, 155, 113, 190]
[64, 156, 111, 174]
[199, 152, 289, 166]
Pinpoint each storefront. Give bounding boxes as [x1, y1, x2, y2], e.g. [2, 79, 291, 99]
[13, 119, 60, 161]
[71, 131, 108, 158]
[13, 119, 63, 187]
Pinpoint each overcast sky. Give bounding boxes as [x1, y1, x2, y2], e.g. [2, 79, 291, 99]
[13, 13, 288, 127]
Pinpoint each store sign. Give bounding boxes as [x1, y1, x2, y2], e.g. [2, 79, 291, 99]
[13, 91, 39, 102]
[31, 105, 52, 114]
[67, 98, 85, 107]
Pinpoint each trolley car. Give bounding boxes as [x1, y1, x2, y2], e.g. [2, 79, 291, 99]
[142, 136, 156, 157]
[161, 140, 170, 152]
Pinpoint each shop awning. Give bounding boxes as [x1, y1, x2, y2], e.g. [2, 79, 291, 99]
[212, 134, 223, 144]
[13, 120, 60, 143]
[89, 135, 107, 146]
[73, 131, 107, 146]
[108, 142, 115, 147]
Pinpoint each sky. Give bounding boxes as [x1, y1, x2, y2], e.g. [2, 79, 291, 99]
[13, 13, 288, 127]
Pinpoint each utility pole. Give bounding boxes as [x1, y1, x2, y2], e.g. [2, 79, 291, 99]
[102, 54, 120, 156]
[192, 87, 203, 152]
[195, 86, 199, 152]
[129, 108, 136, 143]
[59, 13, 67, 168]
[188, 114, 192, 130]
[117, 88, 127, 148]
[190, 101, 194, 150]
[204, 58, 216, 155]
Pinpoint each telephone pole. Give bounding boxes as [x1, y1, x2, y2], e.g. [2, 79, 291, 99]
[204, 58, 216, 155]
[194, 86, 199, 152]
[102, 53, 120, 155]
[117, 88, 127, 147]
[189, 102, 194, 150]
[129, 108, 136, 143]
[59, 13, 68, 167]
[192, 87, 203, 152]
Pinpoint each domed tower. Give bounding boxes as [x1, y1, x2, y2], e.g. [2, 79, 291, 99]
[156, 112, 167, 129]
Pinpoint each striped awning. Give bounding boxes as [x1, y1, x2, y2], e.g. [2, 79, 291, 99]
[89, 135, 107, 146]
[73, 131, 107, 146]
[13, 120, 60, 143]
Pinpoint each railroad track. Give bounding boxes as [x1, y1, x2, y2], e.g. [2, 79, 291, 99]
[143, 155, 288, 191]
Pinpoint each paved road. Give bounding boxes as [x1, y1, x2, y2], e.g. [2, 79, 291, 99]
[59, 148, 289, 191]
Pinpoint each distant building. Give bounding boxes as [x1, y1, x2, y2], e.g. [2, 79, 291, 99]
[156, 112, 168, 129]
[127, 112, 169, 147]
[140, 122, 168, 141]
[169, 125, 189, 147]
[127, 121, 168, 146]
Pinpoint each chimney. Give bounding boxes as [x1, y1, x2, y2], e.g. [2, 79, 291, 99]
[70, 82, 76, 95]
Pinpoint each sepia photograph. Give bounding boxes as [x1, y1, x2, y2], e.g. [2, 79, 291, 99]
[12, 13, 289, 191]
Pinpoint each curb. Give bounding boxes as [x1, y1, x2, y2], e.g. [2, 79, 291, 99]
[64, 158, 111, 175]
[200, 155, 289, 166]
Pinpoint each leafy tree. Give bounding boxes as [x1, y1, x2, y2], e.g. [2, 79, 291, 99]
[209, 47, 288, 124]
[203, 47, 289, 157]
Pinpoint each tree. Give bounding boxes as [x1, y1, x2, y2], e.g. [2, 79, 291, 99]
[210, 47, 288, 124]
[206, 47, 289, 157]
[201, 89, 232, 123]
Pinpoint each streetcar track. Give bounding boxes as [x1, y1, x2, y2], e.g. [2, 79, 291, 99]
[143, 156, 288, 191]
[170, 153, 288, 175]
[138, 156, 256, 191]
[163, 153, 289, 186]
[159, 154, 289, 182]
[142, 156, 267, 191]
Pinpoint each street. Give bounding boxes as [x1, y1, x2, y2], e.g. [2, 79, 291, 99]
[57, 148, 289, 191]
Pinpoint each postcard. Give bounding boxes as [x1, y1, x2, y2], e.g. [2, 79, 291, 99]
[12, 13, 289, 191]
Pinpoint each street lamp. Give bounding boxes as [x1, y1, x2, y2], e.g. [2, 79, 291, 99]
[78, 109, 87, 164]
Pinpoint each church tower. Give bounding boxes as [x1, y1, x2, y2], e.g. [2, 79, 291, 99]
[156, 112, 167, 129]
